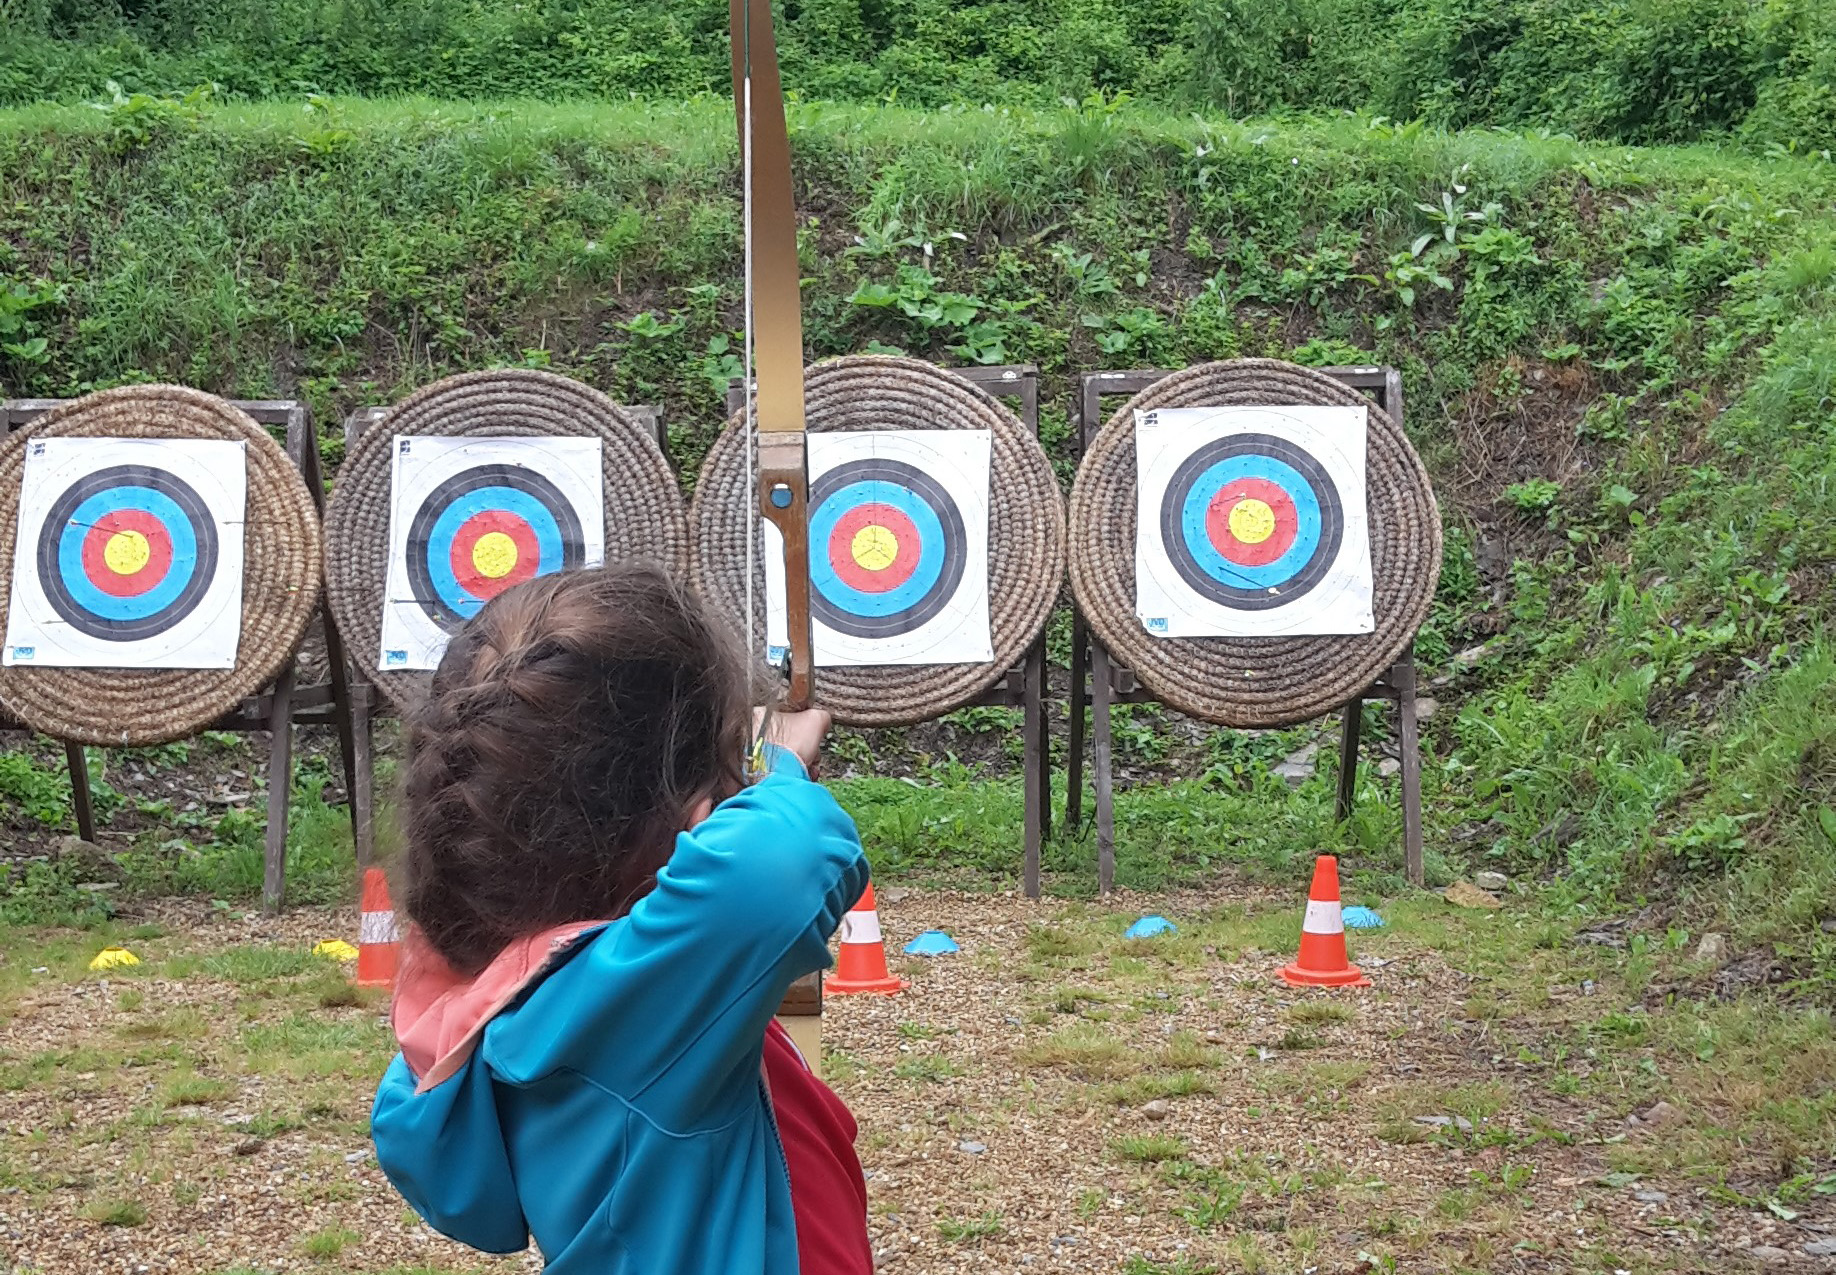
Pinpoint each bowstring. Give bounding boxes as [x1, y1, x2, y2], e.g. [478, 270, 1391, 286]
[741, 16, 767, 778]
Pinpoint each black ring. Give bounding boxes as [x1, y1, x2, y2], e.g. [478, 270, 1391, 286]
[36, 465, 219, 642]
[404, 464, 585, 632]
[1158, 432, 1344, 610]
[810, 457, 967, 639]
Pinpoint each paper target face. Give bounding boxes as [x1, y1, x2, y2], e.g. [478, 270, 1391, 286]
[1134, 406, 1373, 638]
[765, 431, 993, 667]
[4, 438, 248, 669]
[380, 437, 604, 671]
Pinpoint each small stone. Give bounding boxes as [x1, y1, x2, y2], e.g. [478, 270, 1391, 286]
[1803, 1239, 1836, 1257]
[1454, 644, 1490, 668]
[880, 887, 912, 904]
[1443, 880, 1502, 910]
[1414, 697, 1439, 720]
[1637, 1100, 1680, 1127]
[1633, 1190, 1668, 1204]
[76, 881, 119, 893]
[1474, 871, 1508, 892]
[1377, 758, 1402, 778]
[1412, 1114, 1474, 1133]
[233, 1138, 264, 1156]
[1142, 1100, 1171, 1121]
[1749, 1247, 1792, 1263]
[957, 1140, 986, 1155]
[343, 1150, 369, 1164]
[1582, 979, 1597, 996]
[1695, 933, 1730, 964]
[1274, 745, 1318, 787]
[52, 835, 121, 882]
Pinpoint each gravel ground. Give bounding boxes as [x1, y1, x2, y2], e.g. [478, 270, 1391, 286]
[0, 889, 1828, 1274]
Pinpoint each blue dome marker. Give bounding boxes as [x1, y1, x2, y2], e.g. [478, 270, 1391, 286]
[1124, 915, 1177, 939]
[1342, 906, 1385, 929]
[903, 930, 959, 957]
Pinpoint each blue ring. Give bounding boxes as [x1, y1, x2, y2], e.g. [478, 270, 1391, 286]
[55, 487, 199, 622]
[809, 479, 947, 619]
[1177, 455, 1322, 589]
[423, 486, 566, 619]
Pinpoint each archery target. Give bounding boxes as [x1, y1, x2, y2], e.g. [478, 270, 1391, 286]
[4, 438, 248, 669]
[764, 430, 993, 666]
[379, 436, 604, 670]
[1134, 406, 1373, 637]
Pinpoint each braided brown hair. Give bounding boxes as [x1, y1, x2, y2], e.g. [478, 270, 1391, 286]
[401, 564, 752, 976]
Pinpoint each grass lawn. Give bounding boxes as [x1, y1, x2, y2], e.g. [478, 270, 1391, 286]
[1, 884, 1828, 1273]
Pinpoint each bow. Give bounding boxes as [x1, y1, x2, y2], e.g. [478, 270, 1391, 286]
[731, 0, 814, 713]
[733, 0, 825, 1049]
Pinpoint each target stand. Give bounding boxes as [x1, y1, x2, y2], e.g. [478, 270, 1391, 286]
[726, 363, 1057, 896]
[1066, 364, 1435, 890]
[0, 396, 359, 911]
[334, 398, 667, 870]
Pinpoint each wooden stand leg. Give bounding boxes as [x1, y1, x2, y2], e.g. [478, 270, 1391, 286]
[1091, 642, 1116, 896]
[348, 683, 376, 870]
[1335, 696, 1364, 824]
[64, 742, 96, 842]
[322, 617, 363, 855]
[1067, 612, 1089, 828]
[262, 669, 297, 914]
[1022, 639, 1045, 899]
[1393, 660, 1424, 887]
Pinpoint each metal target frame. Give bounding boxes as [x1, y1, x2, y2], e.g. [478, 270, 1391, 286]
[1066, 365, 1426, 891]
[0, 398, 363, 912]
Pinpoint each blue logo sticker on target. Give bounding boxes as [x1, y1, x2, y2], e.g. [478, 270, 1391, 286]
[384, 650, 408, 667]
[1146, 617, 1168, 634]
[10, 647, 34, 661]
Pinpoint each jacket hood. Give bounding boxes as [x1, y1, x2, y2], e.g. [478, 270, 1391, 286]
[393, 921, 610, 1091]
[370, 921, 608, 1255]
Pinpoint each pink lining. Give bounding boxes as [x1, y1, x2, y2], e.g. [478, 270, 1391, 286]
[393, 920, 610, 1094]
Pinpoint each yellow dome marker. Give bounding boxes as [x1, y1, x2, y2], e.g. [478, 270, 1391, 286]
[1227, 498, 1277, 545]
[312, 939, 359, 963]
[88, 946, 140, 971]
[103, 530, 152, 575]
[850, 524, 899, 572]
[471, 531, 519, 580]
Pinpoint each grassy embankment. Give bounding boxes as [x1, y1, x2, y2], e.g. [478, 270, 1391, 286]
[0, 96, 1831, 989]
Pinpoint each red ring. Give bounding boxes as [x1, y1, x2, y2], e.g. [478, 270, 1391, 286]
[450, 510, 541, 600]
[1205, 477, 1299, 567]
[828, 503, 920, 593]
[80, 509, 174, 598]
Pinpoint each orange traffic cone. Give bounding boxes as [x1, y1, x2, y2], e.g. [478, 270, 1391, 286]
[824, 883, 907, 996]
[356, 867, 399, 989]
[1280, 855, 1371, 988]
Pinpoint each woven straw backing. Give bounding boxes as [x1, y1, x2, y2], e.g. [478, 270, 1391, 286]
[323, 369, 690, 714]
[691, 355, 1065, 726]
[0, 385, 322, 746]
[1068, 359, 1441, 727]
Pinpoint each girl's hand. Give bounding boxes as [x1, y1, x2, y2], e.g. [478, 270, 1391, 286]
[753, 707, 832, 773]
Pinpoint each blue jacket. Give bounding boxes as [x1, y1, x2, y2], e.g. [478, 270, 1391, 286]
[371, 747, 869, 1273]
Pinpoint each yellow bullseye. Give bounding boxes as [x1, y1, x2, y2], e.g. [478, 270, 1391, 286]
[1227, 498, 1276, 545]
[851, 524, 900, 572]
[103, 530, 151, 576]
[471, 531, 519, 580]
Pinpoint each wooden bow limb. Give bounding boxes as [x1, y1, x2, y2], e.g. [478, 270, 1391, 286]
[733, 0, 823, 1066]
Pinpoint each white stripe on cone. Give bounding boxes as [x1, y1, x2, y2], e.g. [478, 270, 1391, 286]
[839, 909, 882, 945]
[1301, 899, 1343, 936]
[360, 910, 399, 945]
